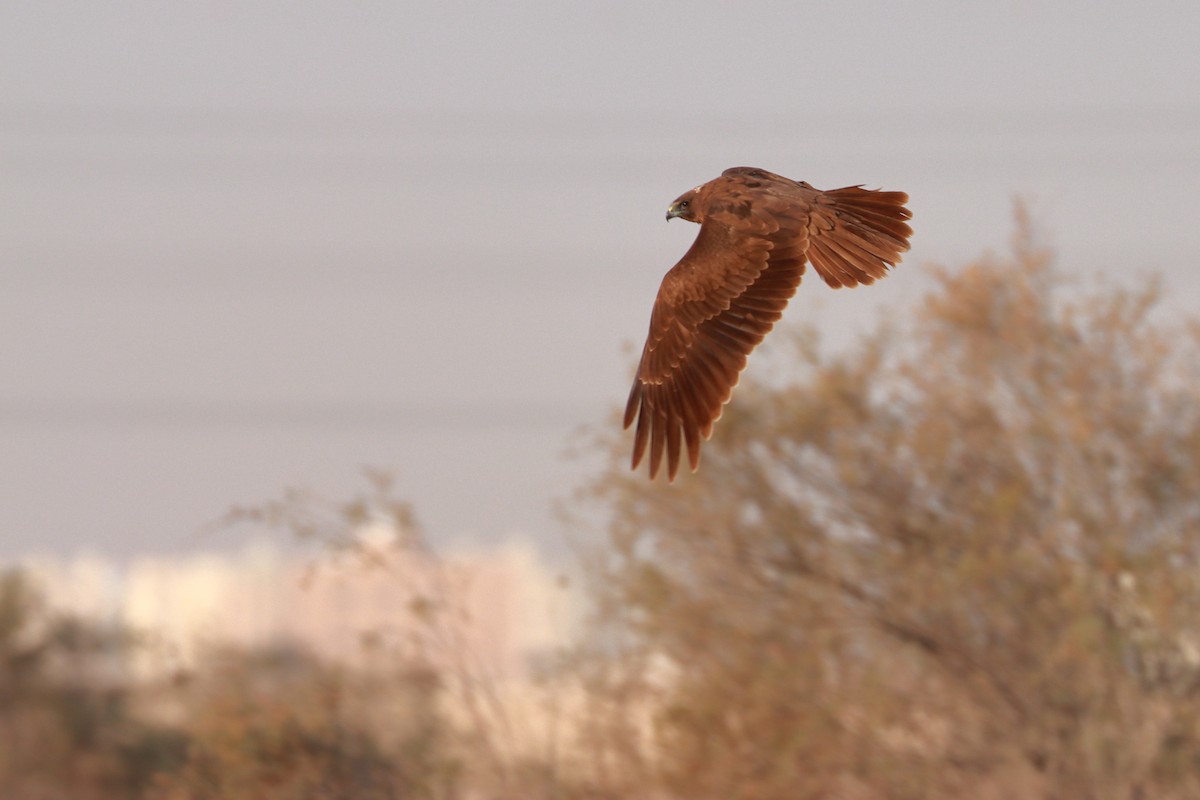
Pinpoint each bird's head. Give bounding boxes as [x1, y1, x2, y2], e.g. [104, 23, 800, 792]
[666, 188, 702, 223]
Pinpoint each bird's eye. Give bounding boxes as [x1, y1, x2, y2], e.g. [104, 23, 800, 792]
[680, 201, 689, 208]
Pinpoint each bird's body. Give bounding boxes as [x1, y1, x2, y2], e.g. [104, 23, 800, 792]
[625, 167, 913, 480]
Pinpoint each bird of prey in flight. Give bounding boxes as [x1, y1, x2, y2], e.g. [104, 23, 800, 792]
[624, 167, 912, 481]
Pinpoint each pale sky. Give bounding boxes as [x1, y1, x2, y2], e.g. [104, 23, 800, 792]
[3, 1, 1199, 559]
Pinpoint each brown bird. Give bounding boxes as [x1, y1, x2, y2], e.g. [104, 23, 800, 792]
[624, 167, 912, 481]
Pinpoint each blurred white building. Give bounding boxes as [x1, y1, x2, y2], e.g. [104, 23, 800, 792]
[17, 538, 574, 683]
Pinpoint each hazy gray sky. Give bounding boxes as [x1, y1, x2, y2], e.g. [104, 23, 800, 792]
[3, 2, 1199, 559]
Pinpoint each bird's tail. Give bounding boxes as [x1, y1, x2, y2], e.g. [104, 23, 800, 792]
[807, 186, 913, 289]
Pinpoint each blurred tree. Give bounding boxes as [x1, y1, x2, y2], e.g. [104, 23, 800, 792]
[0, 569, 48, 701]
[146, 643, 460, 800]
[579, 210, 1200, 800]
[203, 471, 531, 799]
[0, 568, 186, 799]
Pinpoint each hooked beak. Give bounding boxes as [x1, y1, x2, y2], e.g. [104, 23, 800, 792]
[665, 203, 683, 221]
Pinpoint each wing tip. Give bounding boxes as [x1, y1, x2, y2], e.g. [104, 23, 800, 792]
[623, 381, 642, 429]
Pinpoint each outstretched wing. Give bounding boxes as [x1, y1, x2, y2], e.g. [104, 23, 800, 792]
[624, 189, 810, 481]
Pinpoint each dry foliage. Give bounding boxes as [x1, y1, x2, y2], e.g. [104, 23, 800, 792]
[576, 209, 1200, 799]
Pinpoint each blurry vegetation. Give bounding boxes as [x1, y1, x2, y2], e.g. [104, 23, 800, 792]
[145, 643, 459, 800]
[6, 211, 1200, 798]
[576, 209, 1200, 799]
[0, 568, 184, 799]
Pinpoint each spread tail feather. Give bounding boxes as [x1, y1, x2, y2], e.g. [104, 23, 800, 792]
[808, 187, 913, 289]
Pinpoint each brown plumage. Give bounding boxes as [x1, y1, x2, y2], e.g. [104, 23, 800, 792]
[624, 166, 913, 480]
